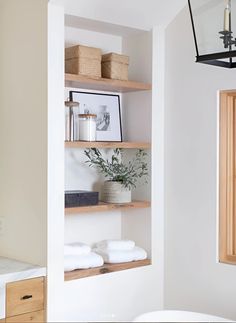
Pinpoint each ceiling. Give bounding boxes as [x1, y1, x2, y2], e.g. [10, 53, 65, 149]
[50, 0, 187, 30]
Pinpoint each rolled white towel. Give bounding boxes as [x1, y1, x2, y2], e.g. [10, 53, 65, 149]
[64, 252, 104, 272]
[64, 242, 91, 256]
[93, 246, 147, 264]
[94, 239, 135, 251]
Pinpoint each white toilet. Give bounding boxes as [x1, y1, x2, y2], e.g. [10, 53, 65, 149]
[133, 310, 234, 322]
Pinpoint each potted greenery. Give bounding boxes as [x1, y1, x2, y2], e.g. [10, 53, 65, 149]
[84, 148, 148, 203]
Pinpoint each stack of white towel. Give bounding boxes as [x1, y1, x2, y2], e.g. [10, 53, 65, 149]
[93, 239, 147, 264]
[64, 242, 104, 272]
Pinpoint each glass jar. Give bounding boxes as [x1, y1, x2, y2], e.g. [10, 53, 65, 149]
[79, 114, 97, 141]
[64, 100, 79, 142]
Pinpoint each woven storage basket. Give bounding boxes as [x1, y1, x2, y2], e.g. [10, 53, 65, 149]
[65, 45, 102, 78]
[102, 53, 129, 81]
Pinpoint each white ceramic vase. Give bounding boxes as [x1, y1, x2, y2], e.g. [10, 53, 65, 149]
[103, 181, 131, 204]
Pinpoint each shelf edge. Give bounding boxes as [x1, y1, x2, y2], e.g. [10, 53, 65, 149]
[65, 200, 151, 215]
[65, 141, 151, 149]
[65, 73, 152, 92]
[65, 259, 151, 281]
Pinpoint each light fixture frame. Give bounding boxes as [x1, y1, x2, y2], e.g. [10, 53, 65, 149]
[188, 0, 236, 68]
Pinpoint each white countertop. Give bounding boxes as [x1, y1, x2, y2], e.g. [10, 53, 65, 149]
[0, 256, 46, 319]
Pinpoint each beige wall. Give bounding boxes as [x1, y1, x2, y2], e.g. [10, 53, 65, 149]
[0, 0, 48, 266]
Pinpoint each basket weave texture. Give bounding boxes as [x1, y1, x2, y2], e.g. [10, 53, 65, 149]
[102, 53, 129, 81]
[65, 45, 102, 78]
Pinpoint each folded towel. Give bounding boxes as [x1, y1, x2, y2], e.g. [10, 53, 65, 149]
[64, 242, 91, 256]
[64, 252, 104, 272]
[94, 239, 135, 251]
[93, 246, 147, 264]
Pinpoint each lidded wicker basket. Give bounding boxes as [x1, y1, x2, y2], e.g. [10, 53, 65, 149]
[102, 53, 129, 81]
[65, 45, 102, 78]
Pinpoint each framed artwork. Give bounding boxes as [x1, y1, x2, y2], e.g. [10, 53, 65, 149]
[70, 91, 122, 142]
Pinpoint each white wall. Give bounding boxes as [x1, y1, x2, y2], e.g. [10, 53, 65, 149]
[0, 0, 48, 266]
[65, 26, 122, 53]
[165, 6, 236, 321]
[47, 3, 65, 321]
[51, 0, 186, 31]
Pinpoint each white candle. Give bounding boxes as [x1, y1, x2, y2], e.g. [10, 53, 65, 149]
[224, 0, 230, 32]
[79, 115, 97, 141]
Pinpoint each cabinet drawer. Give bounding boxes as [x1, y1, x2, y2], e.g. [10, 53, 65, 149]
[6, 310, 44, 323]
[6, 277, 45, 317]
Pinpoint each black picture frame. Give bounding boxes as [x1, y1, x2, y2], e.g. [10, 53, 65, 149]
[70, 91, 122, 142]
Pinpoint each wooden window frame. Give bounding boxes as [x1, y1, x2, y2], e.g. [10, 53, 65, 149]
[219, 90, 236, 264]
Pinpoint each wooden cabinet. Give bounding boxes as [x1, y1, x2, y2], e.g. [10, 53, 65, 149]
[6, 311, 44, 323]
[6, 277, 45, 317]
[4, 277, 45, 323]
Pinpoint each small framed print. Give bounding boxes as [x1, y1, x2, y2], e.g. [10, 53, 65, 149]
[70, 91, 122, 142]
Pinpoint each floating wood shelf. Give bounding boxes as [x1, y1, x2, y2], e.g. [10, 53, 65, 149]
[65, 200, 151, 215]
[65, 141, 151, 149]
[65, 259, 151, 281]
[65, 73, 152, 93]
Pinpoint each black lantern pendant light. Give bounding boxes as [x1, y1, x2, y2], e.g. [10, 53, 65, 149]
[188, 0, 236, 68]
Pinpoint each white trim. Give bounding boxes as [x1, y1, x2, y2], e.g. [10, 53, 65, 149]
[152, 25, 166, 309]
[47, 3, 65, 321]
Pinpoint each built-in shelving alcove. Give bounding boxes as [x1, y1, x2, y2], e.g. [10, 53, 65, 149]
[64, 14, 153, 281]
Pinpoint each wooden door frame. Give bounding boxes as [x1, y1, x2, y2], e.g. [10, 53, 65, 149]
[219, 90, 236, 264]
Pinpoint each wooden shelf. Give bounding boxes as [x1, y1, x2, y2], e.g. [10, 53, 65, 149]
[65, 259, 151, 281]
[65, 200, 151, 215]
[65, 73, 152, 93]
[65, 141, 151, 149]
